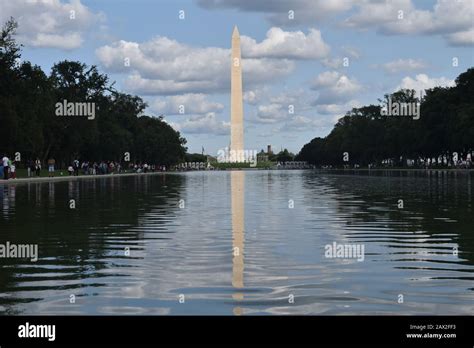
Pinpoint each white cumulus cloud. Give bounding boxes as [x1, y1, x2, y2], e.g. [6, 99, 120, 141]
[197, 0, 355, 26]
[381, 58, 428, 73]
[447, 28, 474, 46]
[0, 0, 105, 50]
[151, 94, 224, 116]
[396, 74, 455, 96]
[311, 71, 363, 104]
[96, 33, 297, 95]
[344, 0, 474, 46]
[168, 113, 230, 135]
[241, 27, 330, 59]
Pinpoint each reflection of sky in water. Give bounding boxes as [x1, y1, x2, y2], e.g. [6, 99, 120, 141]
[0, 171, 473, 315]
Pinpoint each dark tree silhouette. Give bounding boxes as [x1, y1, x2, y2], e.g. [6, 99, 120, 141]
[0, 19, 187, 167]
[297, 69, 474, 167]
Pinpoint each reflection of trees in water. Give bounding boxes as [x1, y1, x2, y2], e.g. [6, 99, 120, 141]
[302, 171, 474, 264]
[0, 174, 185, 313]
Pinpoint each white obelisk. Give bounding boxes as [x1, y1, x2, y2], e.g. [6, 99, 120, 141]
[231, 26, 244, 162]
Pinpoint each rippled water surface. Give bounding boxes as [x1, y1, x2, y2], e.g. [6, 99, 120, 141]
[1, 170, 473, 315]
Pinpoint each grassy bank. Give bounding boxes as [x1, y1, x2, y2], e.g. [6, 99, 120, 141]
[210, 161, 275, 169]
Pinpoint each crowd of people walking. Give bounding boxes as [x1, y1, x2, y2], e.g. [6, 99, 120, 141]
[0, 155, 167, 180]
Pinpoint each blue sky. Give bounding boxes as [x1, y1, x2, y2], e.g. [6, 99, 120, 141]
[3, 0, 474, 155]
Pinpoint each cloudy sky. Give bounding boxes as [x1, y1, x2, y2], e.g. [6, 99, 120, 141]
[2, 0, 473, 155]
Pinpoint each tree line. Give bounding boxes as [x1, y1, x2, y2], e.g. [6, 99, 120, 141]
[0, 18, 187, 168]
[296, 68, 474, 167]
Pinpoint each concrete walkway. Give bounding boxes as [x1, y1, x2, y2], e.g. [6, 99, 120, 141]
[0, 171, 166, 185]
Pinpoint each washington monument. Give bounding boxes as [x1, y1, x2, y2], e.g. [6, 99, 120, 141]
[230, 26, 244, 159]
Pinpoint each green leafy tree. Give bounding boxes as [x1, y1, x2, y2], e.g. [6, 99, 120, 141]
[0, 19, 187, 168]
[297, 70, 474, 167]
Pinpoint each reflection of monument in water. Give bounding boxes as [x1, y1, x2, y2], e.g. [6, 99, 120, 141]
[228, 27, 248, 313]
[229, 26, 245, 163]
[231, 170, 245, 315]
